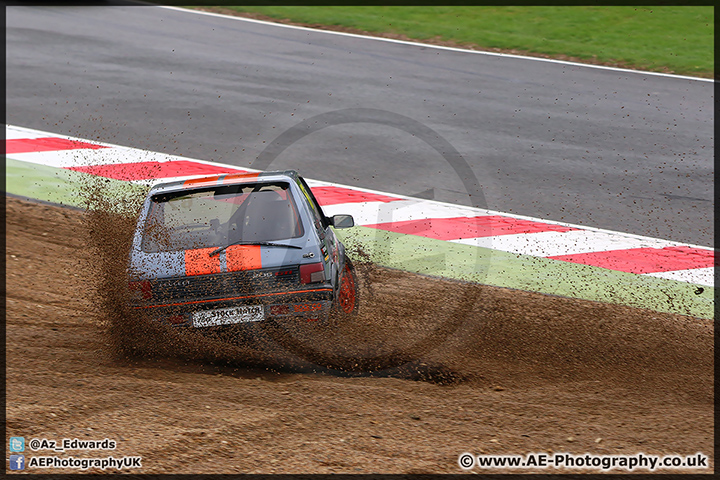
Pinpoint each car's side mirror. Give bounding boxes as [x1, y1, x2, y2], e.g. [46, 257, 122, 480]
[329, 214, 354, 228]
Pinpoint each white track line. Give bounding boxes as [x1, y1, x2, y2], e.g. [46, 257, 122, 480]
[160, 6, 712, 83]
[5, 128, 48, 140]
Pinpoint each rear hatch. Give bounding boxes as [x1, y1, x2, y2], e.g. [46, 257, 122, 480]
[129, 178, 328, 310]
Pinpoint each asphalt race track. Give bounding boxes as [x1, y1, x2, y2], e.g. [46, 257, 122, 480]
[6, 5, 713, 246]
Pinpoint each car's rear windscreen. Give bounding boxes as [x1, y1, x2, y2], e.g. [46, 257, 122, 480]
[141, 182, 304, 253]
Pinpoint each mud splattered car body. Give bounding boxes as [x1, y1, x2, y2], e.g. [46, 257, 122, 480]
[128, 170, 357, 328]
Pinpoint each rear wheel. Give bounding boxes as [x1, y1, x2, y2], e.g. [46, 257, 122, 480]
[336, 257, 359, 315]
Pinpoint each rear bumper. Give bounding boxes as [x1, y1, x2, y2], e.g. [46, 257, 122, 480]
[132, 287, 333, 326]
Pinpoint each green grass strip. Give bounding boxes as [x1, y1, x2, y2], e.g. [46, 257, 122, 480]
[211, 6, 713, 78]
[336, 227, 714, 319]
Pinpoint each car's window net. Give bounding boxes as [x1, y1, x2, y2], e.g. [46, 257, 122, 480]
[141, 182, 304, 252]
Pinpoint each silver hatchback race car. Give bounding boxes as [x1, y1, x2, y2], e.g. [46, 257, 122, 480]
[127, 170, 358, 328]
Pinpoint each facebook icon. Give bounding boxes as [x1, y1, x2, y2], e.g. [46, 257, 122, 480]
[9, 454, 25, 471]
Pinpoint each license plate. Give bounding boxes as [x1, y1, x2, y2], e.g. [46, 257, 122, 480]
[192, 305, 264, 328]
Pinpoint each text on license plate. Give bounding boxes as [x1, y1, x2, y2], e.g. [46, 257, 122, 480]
[192, 305, 264, 327]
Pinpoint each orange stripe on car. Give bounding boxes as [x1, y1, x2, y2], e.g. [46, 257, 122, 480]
[182, 175, 221, 188]
[222, 172, 260, 183]
[225, 245, 262, 271]
[185, 247, 222, 276]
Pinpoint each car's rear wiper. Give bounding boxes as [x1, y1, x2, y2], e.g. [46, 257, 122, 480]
[210, 241, 302, 257]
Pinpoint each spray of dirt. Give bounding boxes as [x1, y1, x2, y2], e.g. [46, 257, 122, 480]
[76, 177, 711, 397]
[80, 186, 307, 370]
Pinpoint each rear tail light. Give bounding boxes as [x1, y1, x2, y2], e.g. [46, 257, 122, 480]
[300, 262, 325, 284]
[168, 314, 187, 325]
[128, 280, 152, 300]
